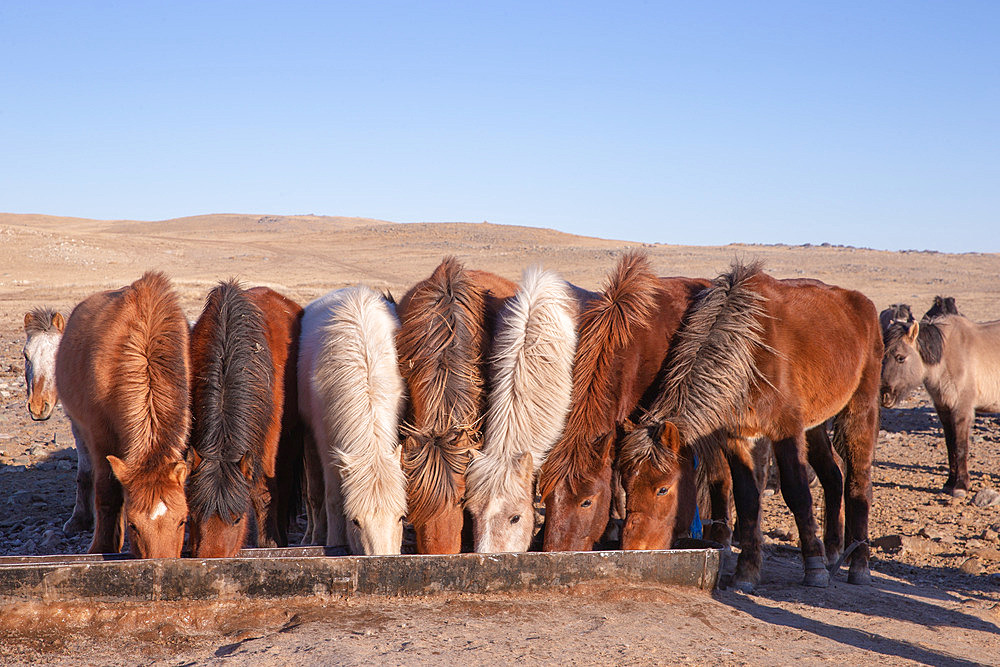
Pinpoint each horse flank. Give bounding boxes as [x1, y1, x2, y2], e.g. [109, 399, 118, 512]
[467, 266, 579, 507]
[538, 251, 662, 497]
[312, 287, 407, 524]
[396, 257, 489, 525]
[188, 279, 274, 522]
[619, 261, 768, 476]
[114, 271, 191, 470]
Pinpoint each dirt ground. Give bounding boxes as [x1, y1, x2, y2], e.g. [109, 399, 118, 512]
[1, 213, 999, 665]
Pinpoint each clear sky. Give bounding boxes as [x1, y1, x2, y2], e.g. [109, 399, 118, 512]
[2, 2, 997, 252]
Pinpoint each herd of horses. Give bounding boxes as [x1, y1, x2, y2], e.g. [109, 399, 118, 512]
[19, 252, 997, 592]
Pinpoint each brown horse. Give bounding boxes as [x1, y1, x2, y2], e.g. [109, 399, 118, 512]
[56, 272, 191, 557]
[538, 252, 710, 552]
[619, 263, 881, 590]
[187, 281, 303, 557]
[881, 313, 1000, 496]
[395, 257, 518, 554]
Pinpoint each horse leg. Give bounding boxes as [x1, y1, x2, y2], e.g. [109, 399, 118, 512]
[670, 445, 698, 541]
[833, 389, 878, 585]
[727, 442, 763, 592]
[704, 446, 733, 546]
[772, 432, 828, 587]
[88, 454, 124, 554]
[949, 405, 974, 496]
[63, 420, 95, 535]
[252, 471, 278, 549]
[301, 426, 326, 545]
[322, 462, 347, 550]
[935, 404, 960, 491]
[806, 425, 844, 565]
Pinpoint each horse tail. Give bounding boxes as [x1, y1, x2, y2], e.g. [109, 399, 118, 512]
[469, 267, 578, 506]
[313, 287, 407, 524]
[188, 279, 274, 521]
[619, 261, 767, 476]
[539, 251, 661, 497]
[115, 271, 191, 464]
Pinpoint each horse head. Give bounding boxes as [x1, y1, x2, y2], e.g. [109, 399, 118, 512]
[341, 440, 407, 556]
[466, 450, 536, 553]
[107, 455, 189, 558]
[23, 309, 65, 421]
[619, 420, 684, 551]
[185, 448, 254, 558]
[880, 320, 926, 408]
[540, 432, 615, 552]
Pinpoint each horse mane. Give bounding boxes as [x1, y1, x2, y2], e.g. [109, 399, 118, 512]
[538, 251, 661, 497]
[619, 261, 767, 476]
[396, 257, 489, 525]
[188, 279, 274, 522]
[113, 271, 191, 472]
[467, 266, 578, 508]
[24, 307, 62, 335]
[312, 287, 407, 523]
[922, 296, 960, 322]
[884, 319, 945, 366]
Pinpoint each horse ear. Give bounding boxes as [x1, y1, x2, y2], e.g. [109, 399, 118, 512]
[170, 461, 188, 486]
[239, 450, 254, 480]
[23, 312, 32, 331]
[620, 418, 637, 435]
[52, 312, 66, 332]
[657, 421, 682, 454]
[905, 321, 920, 344]
[186, 447, 203, 470]
[106, 455, 128, 482]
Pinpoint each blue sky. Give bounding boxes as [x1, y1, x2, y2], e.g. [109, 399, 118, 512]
[2, 2, 997, 252]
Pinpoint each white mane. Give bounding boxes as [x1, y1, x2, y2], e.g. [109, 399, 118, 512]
[467, 266, 578, 507]
[310, 287, 407, 535]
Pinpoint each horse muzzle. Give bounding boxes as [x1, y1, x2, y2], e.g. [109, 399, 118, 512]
[27, 399, 53, 421]
[879, 389, 897, 409]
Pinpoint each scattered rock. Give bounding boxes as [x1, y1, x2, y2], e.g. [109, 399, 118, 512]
[959, 557, 982, 575]
[981, 528, 998, 543]
[972, 488, 1000, 508]
[965, 546, 1000, 561]
[918, 524, 953, 543]
[873, 534, 903, 553]
[900, 536, 939, 555]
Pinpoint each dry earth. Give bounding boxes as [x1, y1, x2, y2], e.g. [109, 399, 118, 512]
[1, 213, 999, 665]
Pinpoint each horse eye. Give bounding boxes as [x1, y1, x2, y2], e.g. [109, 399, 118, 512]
[128, 522, 138, 532]
[510, 515, 520, 524]
[180, 518, 188, 527]
[895, 355, 906, 363]
[352, 518, 361, 528]
[399, 516, 405, 523]
[656, 487, 669, 496]
[580, 499, 592, 508]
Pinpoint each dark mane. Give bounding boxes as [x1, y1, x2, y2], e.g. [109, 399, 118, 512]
[538, 251, 661, 497]
[188, 279, 274, 522]
[922, 296, 960, 322]
[619, 261, 766, 475]
[884, 320, 945, 366]
[396, 257, 488, 525]
[24, 307, 61, 335]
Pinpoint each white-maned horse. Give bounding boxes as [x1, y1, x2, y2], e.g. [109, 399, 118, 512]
[298, 287, 407, 555]
[466, 267, 581, 552]
[23, 307, 94, 535]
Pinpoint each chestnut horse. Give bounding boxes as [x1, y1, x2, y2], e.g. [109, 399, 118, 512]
[298, 286, 407, 554]
[619, 263, 881, 590]
[396, 257, 518, 554]
[56, 272, 191, 557]
[187, 281, 303, 557]
[23, 307, 97, 535]
[466, 267, 581, 552]
[538, 252, 710, 552]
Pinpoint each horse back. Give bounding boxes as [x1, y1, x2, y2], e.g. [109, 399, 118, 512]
[932, 316, 1000, 411]
[749, 274, 881, 435]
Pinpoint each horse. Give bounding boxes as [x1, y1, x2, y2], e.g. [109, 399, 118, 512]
[619, 263, 882, 591]
[881, 314, 1000, 496]
[187, 281, 303, 557]
[56, 272, 191, 557]
[879, 303, 913, 338]
[23, 307, 97, 536]
[396, 257, 518, 554]
[922, 295, 960, 321]
[298, 286, 407, 555]
[465, 267, 580, 553]
[538, 252, 710, 552]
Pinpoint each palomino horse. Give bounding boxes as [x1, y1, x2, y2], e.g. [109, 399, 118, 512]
[187, 281, 303, 557]
[298, 286, 407, 555]
[881, 313, 1000, 496]
[465, 267, 581, 552]
[396, 257, 518, 554]
[23, 307, 96, 535]
[56, 272, 191, 557]
[538, 252, 710, 552]
[619, 263, 881, 590]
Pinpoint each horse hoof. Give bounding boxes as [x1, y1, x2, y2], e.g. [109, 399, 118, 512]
[848, 567, 872, 586]
[732, 578, 755, 594]
[62, 515, 92, 536]
[803, 568, 830, 588]
[951, 488, 967, 499]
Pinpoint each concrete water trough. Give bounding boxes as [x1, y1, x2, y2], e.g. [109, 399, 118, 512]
[0, 544, 721, 602]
